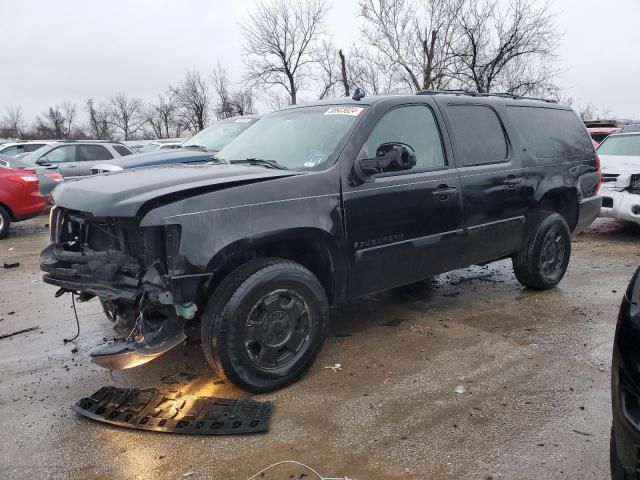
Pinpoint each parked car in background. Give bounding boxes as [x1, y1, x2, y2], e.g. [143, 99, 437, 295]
[136, 139, 184, 153]
[90, 116, 260, 174]
[598, 133, 640, 227]
[611, 267, 640, 479]
[21, 141, 133, 178]
[0, 165, 46, 238]
[0, 153, 63, 201]
[0, 141, 59, 157]
[619, 124, 640, 134]
[40, 93, 600, 392]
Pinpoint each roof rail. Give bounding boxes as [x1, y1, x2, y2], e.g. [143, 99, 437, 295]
[417, 89, 558, 104]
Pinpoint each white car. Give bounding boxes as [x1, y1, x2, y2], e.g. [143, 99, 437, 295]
[0, 140, 59, 157]
[598, 132, 640, 225]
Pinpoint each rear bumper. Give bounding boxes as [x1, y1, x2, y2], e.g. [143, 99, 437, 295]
[574, 195, 602, 234]
[600, 189, 640, 224]
[12, 192, 46, 221]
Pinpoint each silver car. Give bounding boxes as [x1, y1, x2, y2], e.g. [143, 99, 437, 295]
[22, 141, 133, 178]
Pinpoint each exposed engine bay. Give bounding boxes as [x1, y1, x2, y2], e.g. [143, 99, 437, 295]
[40, 206, 210, 369]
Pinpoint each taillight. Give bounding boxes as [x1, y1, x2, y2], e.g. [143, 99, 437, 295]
[6, 174, 39, 187]
[595, 154, 601, 194]
[44, 173, 63, 182]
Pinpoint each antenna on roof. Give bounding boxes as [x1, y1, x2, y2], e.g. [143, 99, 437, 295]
[352, 87, 365, 101]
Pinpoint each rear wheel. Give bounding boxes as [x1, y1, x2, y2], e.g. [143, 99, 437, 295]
[0, 206, 11, 239]
[512, 211, 571, 290]
[201, 258, 329, 393]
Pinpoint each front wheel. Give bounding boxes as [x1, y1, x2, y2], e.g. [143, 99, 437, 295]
[201, 258, 329, 393]
[512, 211, 571, 290]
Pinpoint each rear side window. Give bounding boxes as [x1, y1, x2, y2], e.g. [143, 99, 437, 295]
[114, 145, 133, 156]
[447, 105, 508, 166]
[77, 145, 113, 162]
[506, 106, 592, 159]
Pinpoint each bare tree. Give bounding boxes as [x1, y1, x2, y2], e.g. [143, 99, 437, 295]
[211, 64, 253, 119]
[2, 106, 26, 138]
[108, 93, 146, 140]
[61, 101, 77, 138]
[35, 102, 76, 138]
[174, 70, 211, 134]
[146, 90, 181, 139]
[344, 45, 398, 95]
[359, 0, 465, 92]
[453, 0, 560, 94]
[241, 0, 329, 105]
[315, 40, 342, 100]
[86, 98, 114, 140]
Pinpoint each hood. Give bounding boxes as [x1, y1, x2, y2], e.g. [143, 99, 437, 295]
[600, 155, 640, 190]
[599, 155, 640, 175]
[53, 163, 301, 217]
[97, 149, 213, 169]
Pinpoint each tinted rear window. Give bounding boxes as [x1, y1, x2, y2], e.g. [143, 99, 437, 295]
[507, 106, 592, 159]
[447, 105, 508, 166]
[114, 145, 132, 156]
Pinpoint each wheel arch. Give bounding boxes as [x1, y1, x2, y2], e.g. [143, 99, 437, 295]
[0, 201, 14, 221]
[201, 228, 344, 305]
[534, 187, 579, 232]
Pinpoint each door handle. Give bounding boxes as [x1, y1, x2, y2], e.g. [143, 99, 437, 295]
[503, 175, 523, 188]
[432, 185, 457, 199]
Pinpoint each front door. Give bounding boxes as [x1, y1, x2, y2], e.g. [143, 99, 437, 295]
[40, 145, 79, 178]
[343, 102, 465, 298]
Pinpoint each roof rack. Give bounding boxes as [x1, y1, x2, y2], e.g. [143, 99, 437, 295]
[417, 89, 558, 103]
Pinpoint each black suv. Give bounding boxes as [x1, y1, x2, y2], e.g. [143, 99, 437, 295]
[40, 92, 601, 392]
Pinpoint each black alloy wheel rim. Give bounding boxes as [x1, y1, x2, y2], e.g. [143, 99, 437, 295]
[540, 227, 566, 276]
[244, 289, 312, 370]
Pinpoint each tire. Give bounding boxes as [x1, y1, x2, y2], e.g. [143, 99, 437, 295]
[512, 211, 571, 290]
[611, 427, 632, 479]
[201, 258, 329, 393]
[0, 206, 11, 239]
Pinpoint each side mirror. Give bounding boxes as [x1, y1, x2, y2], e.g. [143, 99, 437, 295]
[355, 143, 417, 181]
[36, 157, 49, 165]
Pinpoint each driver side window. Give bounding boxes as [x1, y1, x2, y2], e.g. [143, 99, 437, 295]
[361, 105, 446, 172]
[43, 145, 76, 163]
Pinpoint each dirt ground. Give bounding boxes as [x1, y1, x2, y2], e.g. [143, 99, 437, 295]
[0, 215, 637, 480]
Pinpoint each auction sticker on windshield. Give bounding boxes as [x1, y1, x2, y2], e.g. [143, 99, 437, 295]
[324, 106, 363, 116]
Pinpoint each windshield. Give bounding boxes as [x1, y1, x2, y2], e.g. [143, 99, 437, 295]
[216, 106, 364, 171]
[597, 135, 640, 156]
[183, 118, 257, 152]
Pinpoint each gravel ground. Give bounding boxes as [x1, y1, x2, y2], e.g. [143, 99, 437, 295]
[0, 215, 637, 480]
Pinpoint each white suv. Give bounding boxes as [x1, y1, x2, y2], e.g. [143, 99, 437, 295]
[598, 132, 640, 225]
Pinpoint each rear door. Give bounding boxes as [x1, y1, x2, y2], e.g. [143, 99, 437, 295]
[343, 100, 465, 297]
[439, 100, 528, 264]
[75, 144, 114, 175]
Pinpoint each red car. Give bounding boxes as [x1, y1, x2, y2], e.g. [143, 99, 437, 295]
[0, 165, 47, 238]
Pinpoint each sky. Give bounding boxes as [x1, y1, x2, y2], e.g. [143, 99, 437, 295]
[1, 0, 639, 124]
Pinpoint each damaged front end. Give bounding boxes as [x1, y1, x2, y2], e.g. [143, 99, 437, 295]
[40, 206, 211, 369]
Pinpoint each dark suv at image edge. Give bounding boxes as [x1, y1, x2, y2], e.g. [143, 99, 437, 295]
[39, 92, 601, 393]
